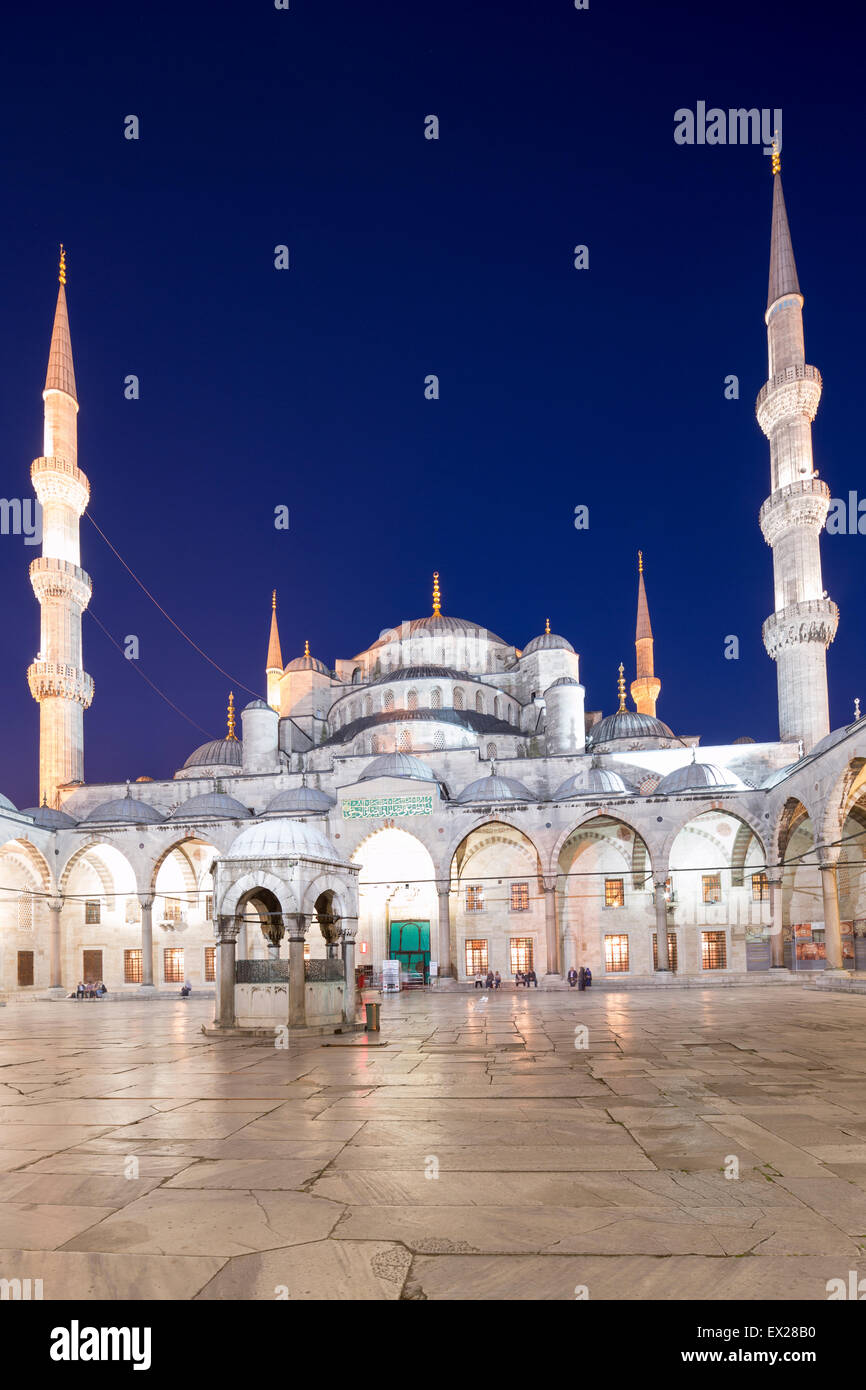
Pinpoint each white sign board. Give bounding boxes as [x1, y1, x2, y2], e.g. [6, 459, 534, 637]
[381, 959, 401, 993]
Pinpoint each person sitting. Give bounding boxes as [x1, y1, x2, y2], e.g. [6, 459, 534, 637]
[514, 971, 525, 987]
[526, 969, 538, 988]
[494, 971, 502, 989]
[75, 981, 85, 999]
[180, 980, 192, 997]
[473, 971, 485, 989]
[485, 971, 494, 990]
[95, 981, 107, 997]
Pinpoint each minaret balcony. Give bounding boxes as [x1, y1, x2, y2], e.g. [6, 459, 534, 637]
[27, 661, 94, 707]
[30, 456, 90, 512]
[759, 477, 831, 547]
[755, 363, 822, 437]
[762, 598, 839, 661]
[29, 557, 92, 609]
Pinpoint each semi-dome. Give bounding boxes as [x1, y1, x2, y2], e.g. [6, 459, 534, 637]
[83, 795, 165, 825]
[555, 767, 635, 798]
[523, 629, 575, 656]
[21, 805, 77, 828]
[167, 792, 251, 821]
[183, 737, 243, 769]
[358, 752, 437, 783]
[655, 761, 743, 795]
[456, 769, 535, 803]
[588, 709, 675, 745]
[0, 792, 17, 813]
[265, 785, 336, 815]
[226, 817, 342, 862]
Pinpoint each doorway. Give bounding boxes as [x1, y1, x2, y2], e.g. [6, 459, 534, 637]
[82, 950, 103, 983]
[388, 921, 431, 982]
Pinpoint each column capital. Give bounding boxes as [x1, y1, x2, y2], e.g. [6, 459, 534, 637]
[138, 894, 155, 911]
[285, 911, 309, 941]
[540, 875, 557, 894]
[436, 883, 451, 899]
[216, 914, 240, 942]
[818, 851, 840, 871]
[47, 896, 64, 913]
[766, 867, 784, 886]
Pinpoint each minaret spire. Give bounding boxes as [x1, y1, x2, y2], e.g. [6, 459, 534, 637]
[265, 590, 283, 711]
[757, 159, 837, 750]
[27, 248, 93, 805]
[630, 550, 661, 717]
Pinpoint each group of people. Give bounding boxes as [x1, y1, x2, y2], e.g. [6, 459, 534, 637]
[566, 967, 592, 990]
[473, 969, 539, 988]
[71, 981, 107, 999]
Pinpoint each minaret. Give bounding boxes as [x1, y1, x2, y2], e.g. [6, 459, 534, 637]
[266, 590, 283, 711]
[758, 149, 837, 750]
[630, 550, 661, 716]
[26, 248, 93, 805]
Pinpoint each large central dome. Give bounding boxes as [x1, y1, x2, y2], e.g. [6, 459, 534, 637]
[365, 612, 508, 653]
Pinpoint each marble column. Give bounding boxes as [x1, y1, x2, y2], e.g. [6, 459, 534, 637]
[138, 895, 155, 988]
[47, 896, 63, 990]
[214, 917, 238, 1029]
[820, 860, 845, 972]
[768, 872, 785, 968]
[541, 877, 560, 976]
[436, 886, 452, 978]
[287, 913, 307, 1028]
[341, 920, 358, 1026]
[654, 881, 671, 971]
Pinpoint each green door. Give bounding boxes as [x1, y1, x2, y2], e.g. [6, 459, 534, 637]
[389, 921, 431, 982]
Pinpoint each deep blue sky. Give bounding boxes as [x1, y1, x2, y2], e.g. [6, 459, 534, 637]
[0, 0, 862, 807]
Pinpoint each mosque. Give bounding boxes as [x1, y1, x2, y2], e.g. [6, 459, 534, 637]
[2, 157, 866, 1024]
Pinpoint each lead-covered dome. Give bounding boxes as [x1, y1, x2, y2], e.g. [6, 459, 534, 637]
[285, 641, 329, 675]
[21, 805, 78, 828]
[523, 630, 574, 656]
[456, 769, 535, 803]
[83, 795, 165, 825]
[588, 709, 674, 746]
[359, 752, 437, 783]
[655, 761, 744, 795]
[167, 792, 251, 821]
[183, 737, 243, 769]
[555, 767, 635, 798]
[226, 817, 343, 862]
[265, 785, 335, 815]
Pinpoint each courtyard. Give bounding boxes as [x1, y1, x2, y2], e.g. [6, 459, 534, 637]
[2, 985, 866, 1301]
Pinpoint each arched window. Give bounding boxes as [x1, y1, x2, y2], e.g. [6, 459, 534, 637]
[434, 730, 445, 750]
[431, 687, 442, 710]
[352, 667, 362, 684]
[493, 696, 501, 718]
[407, 689, 418, 711]
[487, 742, 497, 760]
[384, 690, 395, 712]
[475, 691, 484, 714]
[399, 729, 412, 752]
[453, 687, 464, 711]
[371, 734, 382, 754]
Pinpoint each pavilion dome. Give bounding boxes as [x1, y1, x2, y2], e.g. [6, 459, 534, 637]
[83, 795, 165, 825]
[226, 817, 343, 862]
[183, 737, 243, 769]
[555, 767, 635, 798]
[655, 761, 743, 795]
[587, 709, 674, 745]
[167, 792, 251, 821]
[21, 805, 77, 829]
[456, 769, 535, 803]
[358, 752, 437, 783]
[243, 699, 274, 712]
[265, 785, 335, 815]
[545, 676, 581, 691]
[523, 630, 574, 656]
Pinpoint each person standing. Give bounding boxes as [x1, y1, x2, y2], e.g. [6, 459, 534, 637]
[567, 967, 578, 987]
[585, 967, 592, 988]
[578, 966, 586, 991]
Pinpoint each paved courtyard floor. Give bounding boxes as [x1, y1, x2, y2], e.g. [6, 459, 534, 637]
[2, 985, 866, 1300]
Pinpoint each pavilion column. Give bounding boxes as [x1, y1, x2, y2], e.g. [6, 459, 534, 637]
[341, 919, 358, 1025]
[541, 876, 560, 976]
[436, 886, 452, 978]
[214, 916, 239, 1029]
[287, 913, 307, 1028]
[47, 896, 63, 990]
[768, 871, 785, 968]
[654, 880, 671, 971]
[138, 895, 155, 988]
[820, 859, 845, 972]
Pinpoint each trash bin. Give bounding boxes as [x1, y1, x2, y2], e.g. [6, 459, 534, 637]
[365, 1001, 381, 1032]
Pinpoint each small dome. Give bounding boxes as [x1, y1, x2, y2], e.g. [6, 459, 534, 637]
[456, 770, 535, 803]
[0, 792, 17, 813]
[731, 736, 755, 745]
[545, 676, 580, 691]
[265, 785, 336, 815]
[21, 805, 77, 829]
[359, 752, 437, 783]
[167, 792, 251, 821]
[523, 631, 575, 656]
[83, 796, 165, 825]
[588, 709, 675, 745]
[285, 645, 329, 675]
[243, 699, 274, 712]
[183, 737, 243, 770]
[555, 767, 634, 798]
[226, 817, 342, 862]
[655, 761, 743, 795]
[135, 776, 154, 782]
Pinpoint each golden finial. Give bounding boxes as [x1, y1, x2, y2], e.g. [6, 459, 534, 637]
[617, 663, 627, 714]
[226, 691, 237, 740]
[545, 617, 551, 635]
[771, 133, 781, 176]
[304, 639, 310, 658]
[58, 244, 66, 286]
[432, 572, 441, 616]
[271, 589, 277, 611]
[638, 550, 643, 575]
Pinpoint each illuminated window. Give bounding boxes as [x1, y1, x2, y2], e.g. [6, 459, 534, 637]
[431, 687, 442, 710]
[384, 690, 395, 712]
[475, 691, 484, 713]
[407, 689, 418, 711]
[702, 874, 722, 905]
[399, 729, 412, 752]
[453, 687, 464, 711]
[85, 900, 101, 925]
[652, 933, 678, 971]
[604, 878, 625, 909]
[465, 939, 488, 975]
[510, 882, 529, 911]
[124, 949, 143, 984]
[304, 940, 311, 960]
[466, 885, 483, 912]
[509, 938, 534, 973]
[163, 898, 183, 922]
[751, 871, 769, 901]
[701, 931, 727, 970]
[204, 947, 216, 982]
[163, 948, 185, 983]
[604, 934, 629, 972]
